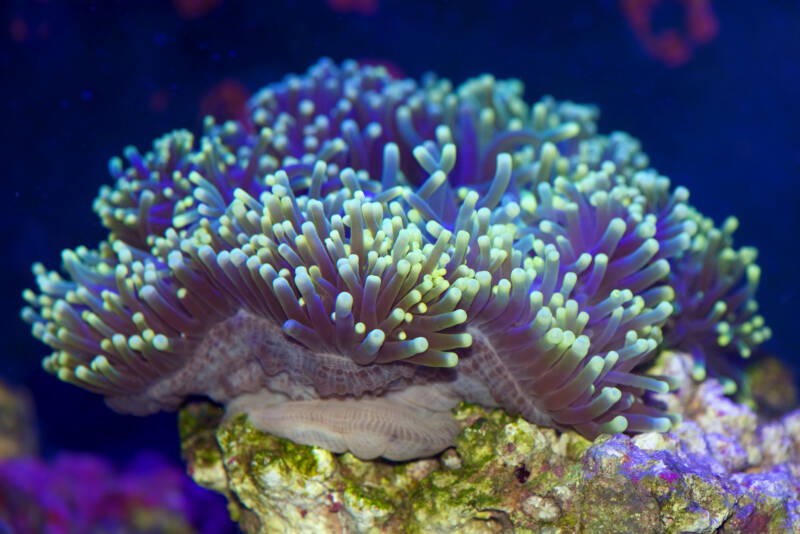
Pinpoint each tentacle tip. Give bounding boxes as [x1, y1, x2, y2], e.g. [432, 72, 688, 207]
[666, 413, 682, 427]
[691, 364, 707, 382]
[650, 417, 673, 433]
[599, 415, 628, 435]
[651, 378, 670, 394]
[720, 377, 738, 395]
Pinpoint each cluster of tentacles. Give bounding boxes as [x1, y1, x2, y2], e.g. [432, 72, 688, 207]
[23, 59, 769, 445]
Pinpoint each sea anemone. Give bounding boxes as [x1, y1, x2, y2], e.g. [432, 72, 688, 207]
[21, 59, 768, 460]
[666, 210, 770, 389]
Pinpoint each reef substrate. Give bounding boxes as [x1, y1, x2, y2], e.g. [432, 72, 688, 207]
[180, 351, 800, 534]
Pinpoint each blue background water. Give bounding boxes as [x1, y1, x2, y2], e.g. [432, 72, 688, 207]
[2, 0, 798, 473]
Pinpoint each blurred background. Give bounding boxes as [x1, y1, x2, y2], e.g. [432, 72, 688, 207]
[1, 0, 798, 528]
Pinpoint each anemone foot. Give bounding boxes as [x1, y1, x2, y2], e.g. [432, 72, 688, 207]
[226, 384, 461, 461]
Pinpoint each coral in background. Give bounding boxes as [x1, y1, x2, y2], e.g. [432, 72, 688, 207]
[0, 380, 37, 460]
[620, 0, 719, 67]
[199, 78, 251, 124]
[171, 0, 223, 20]
[180, 351, 800, 533]
[746, 355, 798, 418]
[0, 381, 234, 533]
[325, 0, 378, 16]
[0, 451, 234, 534]
[22, 59, 768, 461]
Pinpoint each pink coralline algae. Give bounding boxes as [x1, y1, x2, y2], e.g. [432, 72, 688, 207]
[23, 59, 769, 461]
[0, 451, 233, 534]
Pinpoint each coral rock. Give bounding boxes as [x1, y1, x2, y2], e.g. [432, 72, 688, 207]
[180, 351, 800, 533]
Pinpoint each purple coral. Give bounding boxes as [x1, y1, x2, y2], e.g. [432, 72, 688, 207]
[21, 59, 767, 460]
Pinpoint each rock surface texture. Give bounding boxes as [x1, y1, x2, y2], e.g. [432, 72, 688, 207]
[180, 351, 800, 533]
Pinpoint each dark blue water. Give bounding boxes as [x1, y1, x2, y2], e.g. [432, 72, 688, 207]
[2, 0, 798, 466]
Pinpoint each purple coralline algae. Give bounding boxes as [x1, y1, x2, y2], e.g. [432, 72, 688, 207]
[23, 59, 770, 461]
[0, 451, 234, 534]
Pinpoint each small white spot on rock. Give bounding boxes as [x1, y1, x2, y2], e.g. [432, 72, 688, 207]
[632, 431, 668, 451]
[521, 494, 560, 522]
[441, 448, 462, 470]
